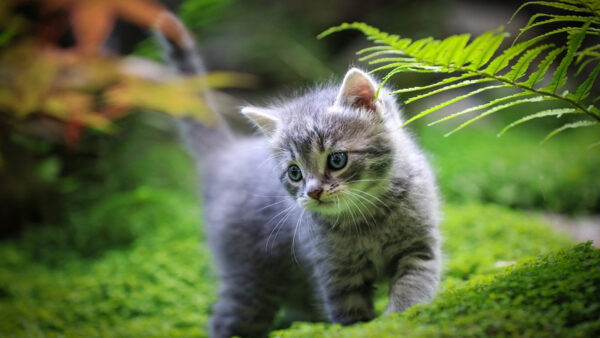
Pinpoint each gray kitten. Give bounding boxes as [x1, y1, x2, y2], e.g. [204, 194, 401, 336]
[160, 33, 441, 338]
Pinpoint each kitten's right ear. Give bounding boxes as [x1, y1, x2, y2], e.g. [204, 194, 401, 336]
[335, 68, 378, 112]
[241, 106, 279, 137]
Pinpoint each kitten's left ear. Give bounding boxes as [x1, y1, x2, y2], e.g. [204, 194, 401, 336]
[335, 68, 378, 111]
[241, 106, 279, 137]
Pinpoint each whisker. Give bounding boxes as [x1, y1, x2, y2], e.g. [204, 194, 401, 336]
[348, 188, 385, 212]
[265, 205, 294, 251]
[353, 188, 390, 211]
[345, 192, 369, 234]
[344, 198, 359, 237]
[291, 209, 305, 264]
[345, 190, 378, 229]
[256, 199, 287, 212]
[269, 206, 296, 252]
[330, 196, 341, 231]
[258, 152, 286, 168]
[345, 178, 392, 184]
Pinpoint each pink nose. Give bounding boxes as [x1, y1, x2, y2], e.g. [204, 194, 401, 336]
[307, 188, 323, 200]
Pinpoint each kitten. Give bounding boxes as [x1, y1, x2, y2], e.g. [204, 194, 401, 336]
[160, 32, 441, 338]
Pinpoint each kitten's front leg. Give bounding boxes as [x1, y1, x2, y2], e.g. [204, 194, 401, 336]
[385, 241, 441, 314]
[317, 266, 376, 325]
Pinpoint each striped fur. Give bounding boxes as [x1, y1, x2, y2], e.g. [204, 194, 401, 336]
[159, 34, 441, 337]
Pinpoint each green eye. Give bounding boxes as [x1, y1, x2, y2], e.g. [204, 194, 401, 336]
[328, 152, 348, 170]
[288, 164, 303, 182]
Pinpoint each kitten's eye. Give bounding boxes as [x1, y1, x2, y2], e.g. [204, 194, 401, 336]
[328, 152, 348, 170]
[288, 164, 303, 182]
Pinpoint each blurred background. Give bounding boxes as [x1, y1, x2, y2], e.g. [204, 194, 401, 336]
[0, 0, 598, 336]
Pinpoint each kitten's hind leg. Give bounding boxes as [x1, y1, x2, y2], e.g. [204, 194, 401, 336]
[210, 281, 280, 338]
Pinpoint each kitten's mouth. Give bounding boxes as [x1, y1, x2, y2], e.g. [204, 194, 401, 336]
[303, 198, 342, 215]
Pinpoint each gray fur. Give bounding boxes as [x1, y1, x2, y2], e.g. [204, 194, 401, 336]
[158, 32, 441, 338]
[200, 79, 440, 337]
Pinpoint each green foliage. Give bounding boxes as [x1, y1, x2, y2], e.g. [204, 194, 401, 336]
[17, 113, 198, 261]
[276, 243, 600, 337]
[319, 0, 600, 145]
[0, 200, 577, 336]
[420, 125, 600, 214]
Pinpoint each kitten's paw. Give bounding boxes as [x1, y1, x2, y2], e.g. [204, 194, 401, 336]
[331, 309, 376, 326]
[383, 305, 401, 316]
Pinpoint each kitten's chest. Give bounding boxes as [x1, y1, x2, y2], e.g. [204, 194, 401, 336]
[325, 226, 401, 278]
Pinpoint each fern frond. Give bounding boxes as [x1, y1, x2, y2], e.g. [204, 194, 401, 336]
[515, 14, 600, 43]
[320, 1, 600, 143]
[445, 96, 559, 136]
[576, 57, 600, 74]
[405, 79, 495, 104]
[428, 92, 535, 126]
[402, 84, 508, 126]
[511, 1, 591, 23]
[522, 46, 566, 86]
[390, 74, 477, 94]
[504, 44, 555, 81]
[544, 21, 591, 93]
[498, 108, 580, 135]
[574, 63, 600, 100]
[542, 120, 599, 142]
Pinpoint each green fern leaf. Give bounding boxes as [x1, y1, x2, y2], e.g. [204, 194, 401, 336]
[439, 34, 471, 66]
[456, 29, 504, 68]
[367, 57, 419, 65]
[358, 50, 405, 62]
[574, 63, 600, 101]
[484, 37, 545, 76]
[498, 108, 580, 136]
[429, 92, 534, 126]
[576, 57, 600, 75]
[556, 0, 589, 5]
[319, 19, 600, 138]
[356, 46, 393, 55]
[545, 21, 591, 93]
[542, 120, 598, 143]
[511, 1, 590, 24]
[405, 78, 494, 104]
[469, 32, 506, 70]
[522, 46, 566, 86]
[445, 96, 558, 136]
[515, 14, 600, 43]
[403, 84, 508, 126]
[524, 26, 595, 45]
[390, 74, 478, 94]
[404, 37, 434, 55]
[504, 44, 555, 81]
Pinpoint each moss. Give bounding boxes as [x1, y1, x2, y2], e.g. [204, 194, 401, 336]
[275, 243, 600, 337]
[1, 201, 588, 337]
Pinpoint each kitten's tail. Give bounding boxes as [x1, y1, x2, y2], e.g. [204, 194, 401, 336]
[154, 14, 232, 158]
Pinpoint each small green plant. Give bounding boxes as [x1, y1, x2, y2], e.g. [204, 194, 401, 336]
[319, 0, 600, 146]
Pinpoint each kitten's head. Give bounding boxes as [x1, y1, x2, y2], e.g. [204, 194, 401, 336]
[241, 68, 401, 216]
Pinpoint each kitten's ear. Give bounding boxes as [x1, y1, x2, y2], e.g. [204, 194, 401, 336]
[241, 106, 279, 137]
[335, 68, 378, 111]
